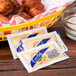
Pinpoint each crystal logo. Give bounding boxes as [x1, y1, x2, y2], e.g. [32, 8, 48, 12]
[30, 47, 49, 67]
[31, 52, 42, 63]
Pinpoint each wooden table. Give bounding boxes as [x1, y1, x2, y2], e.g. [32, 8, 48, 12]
[0, 2, 76, 76]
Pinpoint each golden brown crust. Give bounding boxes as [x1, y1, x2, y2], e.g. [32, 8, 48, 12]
[10, 0, 21, 13]
[0, 0, 7, 13]
[17, 12, 31, 19]
[29, 7, 42, 16]
[22, 0, 44, 12]
[0, 0, 44, 23]
[0, 14, 9, 22]
[0, 0, 13, 15]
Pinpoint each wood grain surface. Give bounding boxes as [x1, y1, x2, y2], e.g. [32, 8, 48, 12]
[0, 2, 76, 76]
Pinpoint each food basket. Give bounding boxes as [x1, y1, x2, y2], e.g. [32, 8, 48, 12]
[0, 7, 66, 41]
[0, 0, 74, 41]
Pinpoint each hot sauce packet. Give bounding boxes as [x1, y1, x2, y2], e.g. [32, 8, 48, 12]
[22, 31, 68, 52]
[17, 41, 69, 73]
[7, 27, 48, 59]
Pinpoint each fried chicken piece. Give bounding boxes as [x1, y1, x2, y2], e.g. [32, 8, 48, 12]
[10, 0, 21, 13]
[22, 0, 35, 9]
[0, 0, 44, 22]
[0, 0, 13, 15]
[0, 0, 21, 15]
[35, 2, 44, 11]
[28, 7, 42, 16]
[8, 6, 24, 19]
[34, 0, 44, 11]
[17, 12, 31, 19]
[22, 0, 44, 12]
[3, 1, 13, 15]
[0, 15, 9, 22]
[0, 0, 7, 13]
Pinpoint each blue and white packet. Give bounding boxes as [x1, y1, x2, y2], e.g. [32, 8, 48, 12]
[17, 41, 69, 73]
[16, 33, 38, 52]
[7, 27, 48, 59]
[22, 31, 68, 52]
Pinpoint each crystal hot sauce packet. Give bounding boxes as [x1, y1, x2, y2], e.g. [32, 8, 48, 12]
[7, 27, 48, 59]
[17, 41, 69, 73]
[22, 31, 68, 52]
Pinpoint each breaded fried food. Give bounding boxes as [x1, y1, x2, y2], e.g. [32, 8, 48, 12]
[3, 1, 13, 15]
[0, 0, 21, 15]
[0, 0, 44, 23]
[29, 7, 42, 16]
[0, 0, 7, 13]
[10, 0, 21, 13]
[0, 0, 13, 15]
[0, 14, 9, 22]
[22, 0, 35, 9]
[17, 12, 31, 19]
[35, 1, 44, 11]
[34, 0, 44, 11]
[22, 0, 44, 11]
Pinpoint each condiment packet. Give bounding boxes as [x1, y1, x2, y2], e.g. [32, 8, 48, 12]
[7, 27, 48, 59]
[22, 31, 68, 52]
[17, 41, 69, 73]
